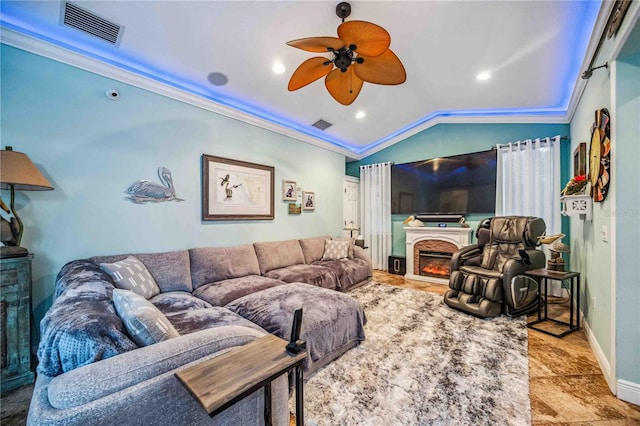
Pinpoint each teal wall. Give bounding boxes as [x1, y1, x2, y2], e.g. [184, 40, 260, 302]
[346, 122, 571, 256]
[1, 45, 345, 332]
[568, 15, 640, 393]
[569, 30, 615, 372]
[614, 50, 640, 385]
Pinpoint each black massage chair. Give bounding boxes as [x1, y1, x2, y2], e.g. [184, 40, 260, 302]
[443, 216, 547, 318]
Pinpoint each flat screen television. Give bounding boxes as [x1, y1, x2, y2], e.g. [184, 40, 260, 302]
[391, 149, 497, 215]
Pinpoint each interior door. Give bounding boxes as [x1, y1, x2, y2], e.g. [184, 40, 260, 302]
[343, 176, 360, 239]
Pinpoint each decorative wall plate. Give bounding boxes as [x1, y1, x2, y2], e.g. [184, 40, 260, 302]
[589, 108, 610, 202]
[589, 129, 601, 186]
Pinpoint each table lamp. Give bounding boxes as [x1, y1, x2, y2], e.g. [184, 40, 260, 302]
[1, 147, 54, 258]
[343, 221, 360, 238]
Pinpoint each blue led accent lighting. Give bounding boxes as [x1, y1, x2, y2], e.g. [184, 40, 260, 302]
[0, 0, 601, 156]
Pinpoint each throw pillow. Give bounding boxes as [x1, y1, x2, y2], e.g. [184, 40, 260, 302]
[322, 239, 351, 260]
[112, 289, 179, 346]
[100, 256, 160, 299]
[332, 237, 355, 258]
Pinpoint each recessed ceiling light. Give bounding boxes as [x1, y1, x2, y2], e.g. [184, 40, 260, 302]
[355, 111, 366, 119]
[476, 72, 492, 81]
[272, 62, 286, 74]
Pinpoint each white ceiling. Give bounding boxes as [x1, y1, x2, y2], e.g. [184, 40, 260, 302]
[1, 1, 607, 159]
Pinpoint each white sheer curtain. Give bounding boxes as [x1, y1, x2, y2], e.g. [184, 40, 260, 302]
[495, 135, 562, 236]
[360, 162, 392, 270]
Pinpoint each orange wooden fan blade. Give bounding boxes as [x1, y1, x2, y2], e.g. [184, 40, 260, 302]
[325, 67, 364, 105]
[354, 49, 406, 85]
[288, 57, 334, 91]
[337, 20, 390, 57]
[286, 37, 345, 53]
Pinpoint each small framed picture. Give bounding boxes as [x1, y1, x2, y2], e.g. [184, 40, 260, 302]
[302, 191, 315, 210]
[282, 180, 297, 201]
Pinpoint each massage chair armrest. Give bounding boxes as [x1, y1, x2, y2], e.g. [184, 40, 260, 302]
[46, 325, 266, 410]
[501, 250, 546, 290]
[451, 244, 481, 271]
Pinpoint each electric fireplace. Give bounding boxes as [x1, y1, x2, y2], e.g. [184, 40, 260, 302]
[419, 250, 452, 279]
[404, 226, 473, 284]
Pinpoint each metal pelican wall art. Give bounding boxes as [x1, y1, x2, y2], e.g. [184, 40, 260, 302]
[125, 166, 184, 204]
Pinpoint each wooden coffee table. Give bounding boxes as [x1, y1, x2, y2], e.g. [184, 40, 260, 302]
[176, 334, 307, 425]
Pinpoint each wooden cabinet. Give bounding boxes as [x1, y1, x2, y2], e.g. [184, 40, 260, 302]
[1, 255, 35, 392]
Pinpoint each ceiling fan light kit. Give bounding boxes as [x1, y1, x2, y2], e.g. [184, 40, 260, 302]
[286, 2, 406, 106]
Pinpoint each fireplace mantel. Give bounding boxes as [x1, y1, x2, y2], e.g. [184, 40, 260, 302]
[405, 226, 473, 284]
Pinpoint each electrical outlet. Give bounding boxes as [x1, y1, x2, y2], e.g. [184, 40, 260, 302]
[591, 296, 596, 312]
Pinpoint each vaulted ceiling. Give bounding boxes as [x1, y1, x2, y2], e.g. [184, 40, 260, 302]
[1, 1, 606, 159]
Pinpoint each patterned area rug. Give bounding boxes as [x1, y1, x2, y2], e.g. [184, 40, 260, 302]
[294, 282, 530, 426]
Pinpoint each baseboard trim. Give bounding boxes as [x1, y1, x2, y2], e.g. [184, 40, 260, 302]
[617, 380, 640, 406]
[581, 313, 615, 394]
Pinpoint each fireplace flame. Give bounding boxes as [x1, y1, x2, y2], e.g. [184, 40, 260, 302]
[422, 266, 450, 277]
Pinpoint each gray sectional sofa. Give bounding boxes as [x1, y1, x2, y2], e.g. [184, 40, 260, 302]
[28, 236, 372, 426]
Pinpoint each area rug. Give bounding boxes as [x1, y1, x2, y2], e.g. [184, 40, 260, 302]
[293, 282, 530, 426]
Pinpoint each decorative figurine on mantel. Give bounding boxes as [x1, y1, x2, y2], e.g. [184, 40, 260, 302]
[402, 215, 424, 227]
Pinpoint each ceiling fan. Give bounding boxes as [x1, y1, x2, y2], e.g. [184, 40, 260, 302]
[286, 2, 406, 106]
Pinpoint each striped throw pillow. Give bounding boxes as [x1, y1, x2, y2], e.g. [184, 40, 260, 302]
[112, 289, 179, 346]
[100, 256, 160, 299]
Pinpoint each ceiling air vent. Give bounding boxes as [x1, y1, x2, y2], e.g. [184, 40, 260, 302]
[312, 119, 333, 131]
[62, 2, 123, 46]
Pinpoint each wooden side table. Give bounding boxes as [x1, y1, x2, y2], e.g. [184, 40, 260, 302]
[525, 268, 580, 338]
[176, 334, 306, 425]
[1, 255, 35, 392]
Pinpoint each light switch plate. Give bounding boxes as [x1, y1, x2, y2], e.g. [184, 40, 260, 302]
[601, 225, 608, 242]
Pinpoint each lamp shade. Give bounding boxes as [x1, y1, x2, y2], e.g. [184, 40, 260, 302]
[1, 149, 53, 191]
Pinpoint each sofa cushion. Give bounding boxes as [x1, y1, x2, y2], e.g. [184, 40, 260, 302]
[226, 283, 366, 373]
[189, 245, 261, 289]
[322, 239, 351, 260]
[113, 289, 180, 346]
[312, 258, 371, 291]
[264, 264, 339, 290]
[164, 306, 265, 335]
[100, 257, 161, 299]
[150, 292, 214, 314]
[37, 260, 138, 377]
[92, 250, 193, 293]
[299, 236, 331, 264]
[193, 275, 286, 307]
[254, 239, 306, 275]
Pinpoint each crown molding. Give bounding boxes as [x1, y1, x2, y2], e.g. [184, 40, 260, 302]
[0, 26, 357, 159]
[2, 24, 591, 162]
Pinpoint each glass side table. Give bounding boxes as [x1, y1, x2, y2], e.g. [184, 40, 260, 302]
[525, 268, 580, 338]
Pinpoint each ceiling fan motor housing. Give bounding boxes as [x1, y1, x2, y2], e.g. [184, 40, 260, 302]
[336, 2, 351, 20]
[334, 49, 353, 71]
